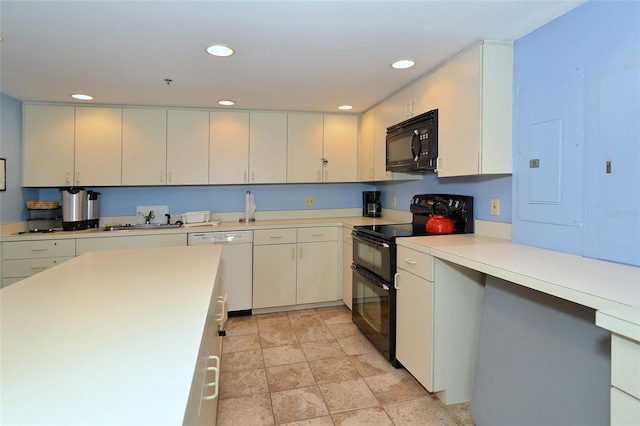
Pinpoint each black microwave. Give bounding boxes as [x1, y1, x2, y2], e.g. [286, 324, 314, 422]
[386, 109, 438, 172]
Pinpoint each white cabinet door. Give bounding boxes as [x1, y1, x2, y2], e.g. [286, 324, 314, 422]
[358, 108, 375, 182]
[122, 108, 167, 185]
[253, 244, 297, 308]
[75, 107, 123, 186]
[395, 268, 433, 390]
[297, 240, 338, 305]
[287, 113, 323, 183]
[22, 104, 75, 187]
[249, 112, 287, 183]
[209, 111, 249, 184]
[167, 110, 209, 185]
[323, 114, 358, 183]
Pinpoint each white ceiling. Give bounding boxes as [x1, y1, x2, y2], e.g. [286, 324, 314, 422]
[0, 0, 584, 113]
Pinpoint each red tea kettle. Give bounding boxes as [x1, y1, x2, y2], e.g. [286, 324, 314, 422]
[426, 201, 455, 234]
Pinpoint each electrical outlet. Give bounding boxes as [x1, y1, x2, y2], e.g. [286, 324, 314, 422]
[490, 199, 500, 216]
[304, 196, 315, 207]
[392, 196, 397, 207]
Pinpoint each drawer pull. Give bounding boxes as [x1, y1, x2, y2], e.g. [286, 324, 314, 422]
[203, 355, 221, 400]
[269, 235, 282, 239]
[31, 266, 47, 270]
[312, 233, 324, 237]
[31, 248, 48, 252]
[403, 258, 418, 265]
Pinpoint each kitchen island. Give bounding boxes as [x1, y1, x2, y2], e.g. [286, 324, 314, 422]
[0, 245, 223, 425]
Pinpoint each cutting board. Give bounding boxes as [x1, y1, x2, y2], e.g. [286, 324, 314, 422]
[136, 205, 170, 225]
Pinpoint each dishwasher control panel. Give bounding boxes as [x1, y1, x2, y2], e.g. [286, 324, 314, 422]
[187, 231, 253, 245]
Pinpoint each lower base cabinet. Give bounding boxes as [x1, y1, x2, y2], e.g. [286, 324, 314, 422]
[75, 234, 186, 255]
[253, 227, 338, 309]
[2, 239, 76, 287]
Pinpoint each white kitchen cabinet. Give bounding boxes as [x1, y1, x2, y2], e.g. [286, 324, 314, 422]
[296, 227, 339, 304]
[75, 107, 123, 186]
[75, 234, 186, 256]
[430, 41, 513, 177]
[358, 108, 375, 182]
[2, 239, 76, 286]
[167, 109, 209, 185]
[287, 113, 324, 183]
[249, 112, 288, 183]
[323, 114, 358, 182]
[342, 227, 353, 309]
[395, 242, 484, 405]
[253, 228, 297, 309]
[122, 108, 167, 185]
[22, 104, 75, 187]
[209, 111, 249, 184]
[395, 246, 434, 388]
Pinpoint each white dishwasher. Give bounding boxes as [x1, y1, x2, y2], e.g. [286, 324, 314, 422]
[187, 231, 253, 315]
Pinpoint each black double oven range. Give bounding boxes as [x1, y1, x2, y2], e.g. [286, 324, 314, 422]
[351, 193, 474, 367]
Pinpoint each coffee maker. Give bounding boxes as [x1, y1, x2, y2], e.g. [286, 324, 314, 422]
[363, 191, 381, 217]
[86, 191, 101, 228]
[60, 188, 87, 231]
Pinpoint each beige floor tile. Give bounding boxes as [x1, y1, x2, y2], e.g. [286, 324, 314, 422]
[290, 314, 325, 329]
[301, 339, 347, 361]
[336, 334, 378, 356]
[287, 308, 320, 317]
[222, 334, 262, 353]
[331, 406, 394, 425]
[317, 307, 352, 324]
[364, 369, 429, 404]
[219, 368, 269, 399]
[263, 343, 307, 367]
[225, 316, 259, 336]
[295, 326, 335, 343]
[444, 401, 475, 426]
[349, 351, 399, 377]
[266, 362, 316, 392]
[216, 393, 274, 426]
[318, 378, 379, 414]
[308, 356, 361, 384]
[221, 349, 264, 371]
[326, 321, 361, 339]
[260, 328, 300, 348]
[383, 396, 457, 426]
[271, 385, 329, 424]
[278, 415, 333, 426]
[257, 313, 292, 331]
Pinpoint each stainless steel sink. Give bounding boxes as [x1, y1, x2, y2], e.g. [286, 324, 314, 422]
[99, 223, 182, 232]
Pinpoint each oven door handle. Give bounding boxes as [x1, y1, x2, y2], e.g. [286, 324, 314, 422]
[351, 264, 390, 291]
[351, 233, 390, 248]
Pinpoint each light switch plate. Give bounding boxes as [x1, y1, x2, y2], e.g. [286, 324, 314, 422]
[136, 205, 170, 225]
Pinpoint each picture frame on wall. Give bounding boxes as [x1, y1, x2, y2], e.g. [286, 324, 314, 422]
[0, 158, 5, 191]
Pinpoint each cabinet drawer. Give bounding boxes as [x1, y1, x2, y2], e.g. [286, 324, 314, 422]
[2, 239, 75, 260]
[2, 277, 23, 288]
[612, 334, 640, 399]
[3, 257, 74, 278]
[397, 246, 433, 281]
[254, 228, 297, 245]
[611, 387, 640, 426]
[298, 226, 338, 243]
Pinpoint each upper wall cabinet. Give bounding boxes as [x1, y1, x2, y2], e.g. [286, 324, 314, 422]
[209, 111, 249, 184]
[358, 108, 375, 181]
[427, 42, 513, 177]
[23, 104, 75, 187]
[287, 113, 324, 183]
[250, 112, 288, 184]
[323, 115, 358, 182]
[166, 110, 209, 185]
[122, 108, 167, 185]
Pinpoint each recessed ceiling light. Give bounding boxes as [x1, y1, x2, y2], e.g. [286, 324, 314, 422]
[206, 45, 234, 57]
[71, 94, 93, 101]
[0, 36, 4, 42]
[218, 100, 235, 106]
[391, 59, 415, 69]
[338, 105, 353, 111]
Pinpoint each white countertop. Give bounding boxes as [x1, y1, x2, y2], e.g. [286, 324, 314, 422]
[397, 234, 640, 311]
[0, 245, 222, 425]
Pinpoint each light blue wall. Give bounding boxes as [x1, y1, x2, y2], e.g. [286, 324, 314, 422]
[512, 0, 639, 266]
[0, 93, 37, 222]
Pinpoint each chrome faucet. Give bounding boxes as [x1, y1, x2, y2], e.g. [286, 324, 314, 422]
[138, 210, 155, 224]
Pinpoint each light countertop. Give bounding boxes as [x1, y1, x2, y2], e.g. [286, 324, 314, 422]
[0, 245, 222, 425]
[397, 234, 640, 312]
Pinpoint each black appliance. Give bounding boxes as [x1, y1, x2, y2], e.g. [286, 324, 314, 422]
[351, 194, 473, 366]
[386, 109, 438, 173]
[362, 191, 381, 217]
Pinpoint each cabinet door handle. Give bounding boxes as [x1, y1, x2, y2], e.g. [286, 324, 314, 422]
[292, 247, 295, 259]
[168, 171, 173, 183]
[394, 272, 400, 290]
[251, 170, 255, 182]
[403, 258, 418, 265]
[160, 171, 164, 183]
[75, 171, 80, 184]
[435, 157, 442, 174]
[215, 294, 228, 323]
[299, 246, 303, 258]
[65, 171, 71, 185]
[203, 355, 220, 400]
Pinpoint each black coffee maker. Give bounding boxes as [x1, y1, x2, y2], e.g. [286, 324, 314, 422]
[363, 191, 381, 217]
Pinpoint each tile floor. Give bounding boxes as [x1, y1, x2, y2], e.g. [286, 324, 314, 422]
[216, 305, 474, 425]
